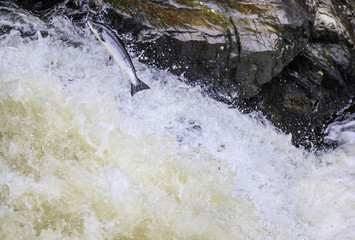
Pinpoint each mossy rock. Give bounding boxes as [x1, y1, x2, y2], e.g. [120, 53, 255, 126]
[102, 0, 311, 100]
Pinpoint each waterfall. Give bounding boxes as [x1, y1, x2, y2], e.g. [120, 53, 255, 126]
[0, 3, 354, 239]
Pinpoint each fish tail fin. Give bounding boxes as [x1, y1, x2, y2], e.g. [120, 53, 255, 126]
[131, 78, 150, 97]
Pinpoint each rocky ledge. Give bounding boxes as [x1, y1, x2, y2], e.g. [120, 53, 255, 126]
[14, 0, 355, 150]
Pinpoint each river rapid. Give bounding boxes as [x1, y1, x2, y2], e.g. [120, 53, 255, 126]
[0, 2, 354, 239]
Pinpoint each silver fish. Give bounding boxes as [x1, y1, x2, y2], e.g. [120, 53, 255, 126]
[87, 20, 150, 96]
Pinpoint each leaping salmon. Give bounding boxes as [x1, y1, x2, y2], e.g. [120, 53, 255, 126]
[87, 20, 150, 96]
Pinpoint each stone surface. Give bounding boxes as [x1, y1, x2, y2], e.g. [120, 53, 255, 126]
[101, 0, 311, 100]
[14, 0, 64, 12]
[246, 0, 355, 149]
[246, 42, 354, 149]
[6, 0, 355, 150]
[312, 0, 348, 41]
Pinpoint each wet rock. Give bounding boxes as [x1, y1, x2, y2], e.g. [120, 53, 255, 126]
[98, 0, 355, 149]
[311, 0, 348, 42]
[245, 0, 355, 149]
[247, 42, 354, 149]
[14, 0, 64, 12]
[8, 0, 355, 149]
[101, 0, 311, 100]
[307, 0, 355, 45]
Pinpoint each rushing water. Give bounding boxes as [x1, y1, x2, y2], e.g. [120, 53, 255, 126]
[0, 3, 354, 240]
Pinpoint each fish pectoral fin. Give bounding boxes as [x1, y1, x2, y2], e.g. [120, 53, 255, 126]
[108, 55, 114, 64]
[105, 55, 113, 66]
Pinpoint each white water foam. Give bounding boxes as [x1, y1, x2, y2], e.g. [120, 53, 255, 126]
[0, 6, 354, 239]
[325, 114, 355, 169]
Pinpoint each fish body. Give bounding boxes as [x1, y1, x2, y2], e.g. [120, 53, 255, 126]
[87, 20, 150, 96]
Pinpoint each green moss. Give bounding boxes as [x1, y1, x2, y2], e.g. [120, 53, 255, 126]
[105, 0, 227, 31]
[225, 0, 262, 15]
[350, 0, 355, 10]
[104, 0, 285, 42]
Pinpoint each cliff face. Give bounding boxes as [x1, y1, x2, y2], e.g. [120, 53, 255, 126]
[102, 0, 311, 100]
[13, 0, 355, 149]
[249, 0, 355, 148]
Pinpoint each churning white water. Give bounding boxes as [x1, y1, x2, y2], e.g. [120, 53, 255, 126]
[0, 4, 354, 240]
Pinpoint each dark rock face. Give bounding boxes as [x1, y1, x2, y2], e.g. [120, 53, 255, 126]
[8, 0, 355, 150]
[245, 0, 355, 149]
[102, 0, 355, 150]
[103, 0, 312, 100]
[14, 0, 64, 12]
[247, 43, 354, 149]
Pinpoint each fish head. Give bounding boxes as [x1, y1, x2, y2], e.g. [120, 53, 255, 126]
[87, 20, 106, 42]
